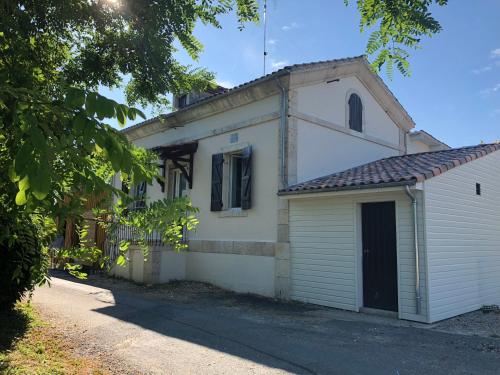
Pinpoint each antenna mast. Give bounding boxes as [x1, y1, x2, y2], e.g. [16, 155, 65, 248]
[263, 0, 267, 75]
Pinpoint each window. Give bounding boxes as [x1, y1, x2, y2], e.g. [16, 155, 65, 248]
[172, 169, 188, 198]
[230, 154, 243, 208]
[348, 93, 363, 132]
[178, 94, 187, 109]
[210, 146, 252, 212]
[476, 183, 481, 196]
[133, 181, 147, 209]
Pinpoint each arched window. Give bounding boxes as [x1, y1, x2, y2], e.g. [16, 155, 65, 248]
[348, 93, 363, 132]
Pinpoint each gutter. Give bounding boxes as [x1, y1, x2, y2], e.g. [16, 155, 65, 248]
[275, 76, 289, 189]
[279, 180, 415, 197]
[405, 185, 421, 315]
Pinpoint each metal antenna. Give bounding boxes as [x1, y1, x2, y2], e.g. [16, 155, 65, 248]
[263, 0, 267, 75]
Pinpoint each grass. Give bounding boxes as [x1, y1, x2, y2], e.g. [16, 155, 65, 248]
[0, 302, 109, 375]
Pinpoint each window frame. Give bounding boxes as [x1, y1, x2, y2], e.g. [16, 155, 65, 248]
[213, 142, 252, 216]
[229, 153, 243, 209]
[132, 181, 147, 210]
[171, 168, 188, 198]
[346, 90, 364, 133]
[177, 94, 188, 109]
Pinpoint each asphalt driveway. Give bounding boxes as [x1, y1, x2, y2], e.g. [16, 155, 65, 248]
[32, 274, 500, 375]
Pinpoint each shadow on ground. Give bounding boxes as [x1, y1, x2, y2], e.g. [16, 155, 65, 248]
[0, 305, 31, 371]
[46, 270, 500, 375]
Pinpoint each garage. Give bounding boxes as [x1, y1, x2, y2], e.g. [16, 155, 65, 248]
[281, 143, 500, 323]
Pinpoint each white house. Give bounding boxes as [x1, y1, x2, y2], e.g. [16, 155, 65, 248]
[112, 56, 500, 323]
[407, 130, 449, 154]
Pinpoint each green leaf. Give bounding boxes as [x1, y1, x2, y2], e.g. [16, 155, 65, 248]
[95, 95, 116, 119]
[116, 254, 126, 266]
[131, 108, 146, 120]
[104, 134, 124, 171]
[115, 104, 127, 126]
[73, 114, 87, 134]
[14, 142, 32, 175]
[127, 108, 137, 121]
[85, 92, 98, 117]
[119, 240, 129, 251]
[65, 88, 86, 108]
[30, 163, 50, 200]
[19, 175, 30, 191]
[15, 190, 27, 205]
[8, 165, 20, 182]
[28, 126, 46, 153]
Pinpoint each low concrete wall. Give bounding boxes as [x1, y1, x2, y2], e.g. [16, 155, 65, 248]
[109, 248, 145, 283]
[110, 260, 130, 280]
[186, 252, 275, 297]
[159, 250, 186, 283]
[109, 242, 278, 298]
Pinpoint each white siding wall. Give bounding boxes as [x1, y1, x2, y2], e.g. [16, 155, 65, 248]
[288, 190, 428, 322]
[424, 151, 500, 322]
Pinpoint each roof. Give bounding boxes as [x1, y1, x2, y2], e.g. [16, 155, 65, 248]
[410, 130, 450, 149]
[123, 55, 414, 135]
[280, 143, 500, 195]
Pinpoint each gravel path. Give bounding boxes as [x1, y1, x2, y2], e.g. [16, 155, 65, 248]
[432, 309, 500, 338]
[32, 274, 500, 375]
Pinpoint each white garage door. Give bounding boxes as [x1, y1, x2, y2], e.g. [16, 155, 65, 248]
[289, 197, 358, 311]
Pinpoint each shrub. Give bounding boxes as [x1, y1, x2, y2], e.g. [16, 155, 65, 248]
[0, 216, 50, 310]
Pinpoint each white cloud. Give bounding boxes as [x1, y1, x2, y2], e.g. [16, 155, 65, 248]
[472, 66, 492, 75]
[480, 83, 500, 97]
[491, 48, 500, 58]
[216, 80, 235, 89]
[267, 38, 277, 45]
[270, 59, 289, 70]
[281, 22, 299, 31]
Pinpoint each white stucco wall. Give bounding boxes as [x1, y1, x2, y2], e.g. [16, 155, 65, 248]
[132, 95, 280, 149]
[407, 140, 431, 154]
[294, 76, 402, 146]
[296, 121, 400, 182]
[112, 249, 275, 296]
[185, 252, 275, 297]
[288, 189, 427, 322]
[424, 151, 500, 322]
[159, 251, 187, 282]
[128, 95, 281, 243]
[292, 75, 404, 183]
[188, 121, 279, 241]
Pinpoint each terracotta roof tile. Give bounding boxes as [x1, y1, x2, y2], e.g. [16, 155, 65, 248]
[280, 143, 500, 195]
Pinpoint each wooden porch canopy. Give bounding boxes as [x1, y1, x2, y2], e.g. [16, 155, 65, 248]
[153, 141, 198, 190]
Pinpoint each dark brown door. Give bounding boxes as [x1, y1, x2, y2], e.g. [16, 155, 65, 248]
[362, 201, 398, 312]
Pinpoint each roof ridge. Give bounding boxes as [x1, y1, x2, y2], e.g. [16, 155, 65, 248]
[381, 143, 499, 161]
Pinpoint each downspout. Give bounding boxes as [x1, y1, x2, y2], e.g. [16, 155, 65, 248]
[275, 77, 288, 188]
[405, 185, 421, 314]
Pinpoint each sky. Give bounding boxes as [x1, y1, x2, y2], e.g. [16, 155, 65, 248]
[107, 0, 500, 148]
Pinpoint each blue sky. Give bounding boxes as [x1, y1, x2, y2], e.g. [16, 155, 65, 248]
[108, 0, 500, 148]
